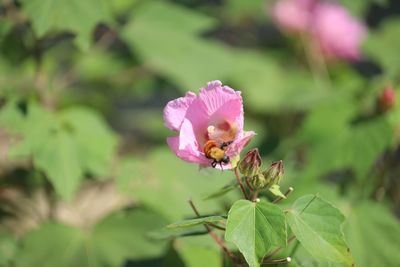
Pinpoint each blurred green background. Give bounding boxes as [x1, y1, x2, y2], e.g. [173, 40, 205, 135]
[0, 0, 400, 266]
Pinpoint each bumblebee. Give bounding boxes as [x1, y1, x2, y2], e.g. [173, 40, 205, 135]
[204, 121, 238, 168]
[203, 140, 233, 168]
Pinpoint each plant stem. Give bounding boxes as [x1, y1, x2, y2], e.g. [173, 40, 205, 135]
[187, 199, 240, 265]
[273, 187, 294, 204]
[262, 257, 292, 265]
[207, 223, 226, 231]
[234, 168, 248, 200]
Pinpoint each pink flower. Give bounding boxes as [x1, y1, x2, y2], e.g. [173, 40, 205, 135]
[271, 0, 316, 34]
[163, 80, 255, 169]
[312, 2, 366, 61]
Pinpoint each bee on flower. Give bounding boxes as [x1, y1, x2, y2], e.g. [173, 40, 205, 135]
[163, 80, 255, 169]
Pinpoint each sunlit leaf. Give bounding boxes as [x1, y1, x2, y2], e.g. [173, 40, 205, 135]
[286, 195, 353, 266]
[225, 200, 287, 267]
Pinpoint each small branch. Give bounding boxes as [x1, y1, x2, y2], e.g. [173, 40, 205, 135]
[234, 168, 248, 200]
[262, 257, 292, 265]
[187, 199, 240, 265]
[207, 223, 226, 231]
[273, 187, 294, 204]
[263, 235, 296, 261]
[245, 177, 254, 191]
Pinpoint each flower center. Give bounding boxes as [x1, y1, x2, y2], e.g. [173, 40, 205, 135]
[206, 120, 238, 144]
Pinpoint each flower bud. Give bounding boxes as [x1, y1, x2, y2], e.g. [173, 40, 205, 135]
[247, 174, 267, 191]
[239, 148, 262, 177]
[378, 86, 396, 112]
[263, 160, 284, 186]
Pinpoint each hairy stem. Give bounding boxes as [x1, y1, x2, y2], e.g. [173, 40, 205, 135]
[234, 168, 248, 200]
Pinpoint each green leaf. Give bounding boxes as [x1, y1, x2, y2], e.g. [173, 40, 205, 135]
[6, 103, 118, 200]
[269, 185, 286, 198]
[167, 216, 225, 229]
[15, 209, 167, 267]
[286, 195, 353, 266]
[343, 118, 392, 179]
[364, 18, 400, 79]
[34, 131, 83, 201]
[344, 202, 400, 267]
[202, 180, 238, 200]
[0, 99, 26, 133]
[225, 200, 287, 267]
[21, 0, 112, 50]
[59, 107, 117, 178]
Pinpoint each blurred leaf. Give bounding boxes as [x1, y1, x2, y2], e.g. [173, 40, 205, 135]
[202, 180, 238, 200]
[15, 209, 167, 267]
[299, 95, 391, 180]
[6, 102, 117, 200]
[174, 236, 220, 267]
[224, 0, 266, 21]
[343, 118, 392, 179]
[149, 226, 208, 240]
[338, 0, 370, 17]
[9, 102, 56, 158]
[75, 49, 127, 81]
[167, 215, 225, 229]
[0, 233, 17, 267]
[131, 1, 216, 34]
[344, 202, 400, 267]
[286, 195, 353, 266]
[122, 1, 233, 90]
[225, 200, 287, 267]
[34, 131, 83, 201]
[59, 107, 117, 178]
[116, 150, 236, 221]
[21, 0, 112, 50]
[0, 99, 26, 133]
[364, 18, 400, 79]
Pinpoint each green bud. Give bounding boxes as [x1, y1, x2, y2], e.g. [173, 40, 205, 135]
[239, 148, 262, 177]
[263, 160, 284, 187]
[247, 173, 267, 191]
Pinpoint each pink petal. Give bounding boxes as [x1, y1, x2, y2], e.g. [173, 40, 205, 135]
[225, 131, 256, 157]
[199, 80, 244, 132]
[167, 119, 209, 165]
[184, 98, 210, 146]
[163, 92, 197, 131]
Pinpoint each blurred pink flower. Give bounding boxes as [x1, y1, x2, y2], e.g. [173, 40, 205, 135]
[312, 2, 366, 61]
[163, 80, 255, 169]
[271, 0, 366, 61]
[271, 0, 315, 34]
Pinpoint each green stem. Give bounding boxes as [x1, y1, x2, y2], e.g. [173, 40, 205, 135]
[234, 167, 249, 200]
